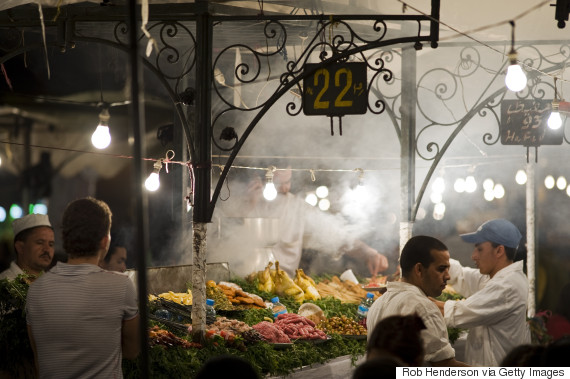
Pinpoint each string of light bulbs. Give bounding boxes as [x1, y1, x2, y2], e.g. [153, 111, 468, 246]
[397, 0, 570, 85]
[1, 138, 531, 210]
[397, 0, 569, 130]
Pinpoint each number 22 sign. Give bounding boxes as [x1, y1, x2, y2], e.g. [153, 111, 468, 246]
[302, 62, 367, 116]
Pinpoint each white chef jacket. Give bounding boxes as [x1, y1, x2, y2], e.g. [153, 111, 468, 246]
[0, 261, 24, 280]
[367, 281, 456, 364]
[444, 259, 530, 366]
[252, 192, 352, 275]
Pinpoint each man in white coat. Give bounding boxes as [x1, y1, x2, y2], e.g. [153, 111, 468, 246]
[431, 218, 531, 366]
[217, 168, 389, 277]
[366, 235, 468, 366]
[0, 214, 54, 281]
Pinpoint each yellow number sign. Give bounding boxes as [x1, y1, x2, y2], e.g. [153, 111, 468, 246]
[303, 62, 367, 116]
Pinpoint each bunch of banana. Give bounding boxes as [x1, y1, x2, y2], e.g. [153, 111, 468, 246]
[149, 290, 193, 305]
[294, 269, 321, 301]
[273, 261, 305, 303]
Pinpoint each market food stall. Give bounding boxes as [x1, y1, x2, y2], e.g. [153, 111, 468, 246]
[1, 266, 388, 377]
[2, 0, 570, 376]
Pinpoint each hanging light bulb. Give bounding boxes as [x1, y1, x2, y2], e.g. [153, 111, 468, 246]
[432, 177, 445, 194]
[504, 21, 527, 92]
[454, 178, 466, 193]
[544, 175, 555, 189]
[483, 178, 495, 191]
[465, 176, 477, 193]
[505, 62, 527, 92]
[318, 198, 331, 211]
[9, 204, 23, 219]
[515, 170, 527, 185]
[145, 160, 162, 192]
[315, 186, 329, 199]
[493, 184, 505, 199]
[556, 176, 567, 190]
[548, 78, 563, 130]
[548, 107, 562, 130]
[263, 167, 277, 201]
[91, 107, 111, 149]
[305, 193, 318, 206]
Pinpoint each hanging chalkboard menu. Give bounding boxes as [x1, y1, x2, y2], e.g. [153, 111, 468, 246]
[500, 99, 563, 146]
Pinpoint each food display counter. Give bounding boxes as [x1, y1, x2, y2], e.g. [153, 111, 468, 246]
[0, 264, 374, 378]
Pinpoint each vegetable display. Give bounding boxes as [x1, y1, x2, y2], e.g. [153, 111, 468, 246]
[149, 290, 193, 305]
[436, 285, 467, 344]
[0, 275, 35, 378]
[149, 326, 201, 349]
[318, 315, 367, 336]
[1, 273, 370, 378]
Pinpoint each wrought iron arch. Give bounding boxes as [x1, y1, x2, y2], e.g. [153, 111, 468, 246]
[406, 43, 570, 222]
[0, 26, 199, 159]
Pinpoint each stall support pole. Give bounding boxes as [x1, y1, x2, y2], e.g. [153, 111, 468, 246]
[526, 156, 536, 317]
[127, 0, 150, 376]
[399, 41, 417, 253]
[191, 0, 213, 341]
[22, 119, 31, 212]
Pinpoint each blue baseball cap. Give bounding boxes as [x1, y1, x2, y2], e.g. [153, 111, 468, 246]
[460, 219, 522, 249]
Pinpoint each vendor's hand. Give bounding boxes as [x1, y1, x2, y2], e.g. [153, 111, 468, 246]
[429, 297, 445, 316]
[367, 251, 389, 278]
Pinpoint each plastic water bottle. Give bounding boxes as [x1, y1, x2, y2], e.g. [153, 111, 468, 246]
[206, 299, 216, 325]
[357, 292, 374, 319]
[271, 296, 288, 319]
[155, 309, 172, 321]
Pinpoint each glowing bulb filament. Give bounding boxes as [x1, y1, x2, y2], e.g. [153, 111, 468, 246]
[263, 182, 277, 201]
[145, 160, 163, 192]
[91, 124, 111, 149]
[92, 107, 111, 149]
[263, 167, 277, 201]
[145, 172, 160, 192]
[505, 64, 527, 92]
[548, 111, 562, 130]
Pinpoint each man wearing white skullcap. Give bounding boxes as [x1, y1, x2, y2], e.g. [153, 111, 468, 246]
[0, 213, 55, 280]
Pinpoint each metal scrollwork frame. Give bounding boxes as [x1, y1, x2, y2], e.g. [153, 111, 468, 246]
[73, 18, 199, 157]
[409, 42, 570, 221]
[0, 4, 441, 223]
[0, 12, 199, 157]
[208, 14, 438, 218]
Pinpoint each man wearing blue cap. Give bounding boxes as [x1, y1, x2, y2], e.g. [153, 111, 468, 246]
[431, 219, 530, 366]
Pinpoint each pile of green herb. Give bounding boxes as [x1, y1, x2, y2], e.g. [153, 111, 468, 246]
[127, 278, 366, 377]
[122, 333, 365, 378]
[0, 275, 35, 377]
[436, 290, 466, 344]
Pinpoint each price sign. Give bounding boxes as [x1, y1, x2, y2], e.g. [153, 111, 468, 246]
[500, 99, 563, 146]
[303, 62, 367, 116]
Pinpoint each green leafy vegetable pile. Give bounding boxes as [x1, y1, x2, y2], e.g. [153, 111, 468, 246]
[0, 275, 35, 377]
[1, 274, 366, 378]
[123, 333, 365, 378]
[436, 290, 466, 344]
